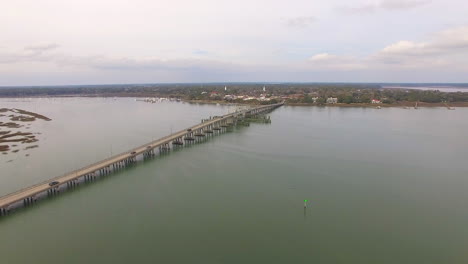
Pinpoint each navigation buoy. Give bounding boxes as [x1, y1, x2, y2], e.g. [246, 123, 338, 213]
[304, 199, 308, 208]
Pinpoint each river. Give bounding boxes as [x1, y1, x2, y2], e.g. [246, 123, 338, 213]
[1, 98, 467, 263]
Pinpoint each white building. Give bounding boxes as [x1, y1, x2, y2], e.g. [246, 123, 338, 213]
[327, 97, 338, 104]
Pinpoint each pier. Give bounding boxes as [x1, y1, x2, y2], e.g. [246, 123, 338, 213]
[0, 103, 283, 217]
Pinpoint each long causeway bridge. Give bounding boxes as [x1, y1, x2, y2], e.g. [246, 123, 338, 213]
[0, 102, 283, 217]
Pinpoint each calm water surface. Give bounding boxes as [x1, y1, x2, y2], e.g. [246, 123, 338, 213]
[1, 98, 467, 264]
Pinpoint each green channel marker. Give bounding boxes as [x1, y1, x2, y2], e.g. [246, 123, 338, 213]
[304, 199, 308, 208]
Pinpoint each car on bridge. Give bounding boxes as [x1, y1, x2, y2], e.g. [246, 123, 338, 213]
[131, 151, 136, 155]
[49, 181, 60, 187]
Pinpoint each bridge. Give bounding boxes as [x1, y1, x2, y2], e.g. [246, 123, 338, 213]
[0, 102, 283, 217]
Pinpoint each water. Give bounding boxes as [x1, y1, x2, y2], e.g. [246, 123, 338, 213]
[383, 85, 468, 92]
[1, 98, 468, 264]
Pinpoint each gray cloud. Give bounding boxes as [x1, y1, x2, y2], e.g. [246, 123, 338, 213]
[24, 43, 60, 52]
[337, 0, 431, 14]
[0, 43, 60, 63]
[336, 4, 377, 14]
[192, 49, 210, 56]
[284, 16, 316, 28]
[380, 0, 431, 10]
[0, 45, 238, 73]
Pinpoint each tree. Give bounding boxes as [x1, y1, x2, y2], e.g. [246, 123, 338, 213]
[302, 95, 313, 103]
[341, 95, 354, 104]
[316, 97, 326, 105]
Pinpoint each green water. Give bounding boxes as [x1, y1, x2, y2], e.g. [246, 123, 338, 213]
[1, 98, 468, 263]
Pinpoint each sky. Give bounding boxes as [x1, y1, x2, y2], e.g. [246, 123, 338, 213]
[1, 0, 468, 85]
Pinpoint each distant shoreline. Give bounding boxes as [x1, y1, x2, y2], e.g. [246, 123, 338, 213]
[286, 102, 468, 108]
[1, 95, 468, 108]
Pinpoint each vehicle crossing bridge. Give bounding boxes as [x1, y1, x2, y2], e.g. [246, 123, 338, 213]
[0, 102, 283, 217]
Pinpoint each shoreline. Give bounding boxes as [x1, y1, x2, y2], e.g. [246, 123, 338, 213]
[1, 95, 468, 108]
[286, 102, 468, 108]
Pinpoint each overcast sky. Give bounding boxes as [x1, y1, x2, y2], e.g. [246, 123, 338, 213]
[1, 0, 468, 85]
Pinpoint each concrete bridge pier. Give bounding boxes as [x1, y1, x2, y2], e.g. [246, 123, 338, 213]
[221, 120, 229, 129]
[213, 121, 222, 132]
[205, 124, 214, 134]
[143, 148, 155, 159]
[0, 207, 7, 216]
[195, 130, 204, 143]
[172, 137, 184, 147]
[84, 173, 95, 182]
[47, 187, 59, 197]
[23, 196, 35, 207]
[184, 132, 195, 143]
[73, 179, 79, 187]
[159, 143, 171, 154]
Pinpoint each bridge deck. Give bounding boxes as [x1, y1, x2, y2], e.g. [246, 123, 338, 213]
[0, 103, 282, 209]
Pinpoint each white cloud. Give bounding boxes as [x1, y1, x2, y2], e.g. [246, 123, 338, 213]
[308, 53, 367, 70]
[338, 0, 431, 14]
[375, 26, 468, 64]
[308, 26, 468, 70]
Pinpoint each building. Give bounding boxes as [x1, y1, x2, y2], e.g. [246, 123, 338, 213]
[371, 99, 382, 104]
[224, 95, 236, 101]
[327, 97, 338, 104]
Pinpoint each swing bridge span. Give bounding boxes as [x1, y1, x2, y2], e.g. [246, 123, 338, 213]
[0, 102, 283, 217]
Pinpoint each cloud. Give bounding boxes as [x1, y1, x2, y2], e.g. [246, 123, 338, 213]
[0, 43, 60, 63]
[192, 49, 209, 56]
[284, 16, 316, 28]
[336, 4, 377, 14]
[380, 0, 431, 10]
[337, 0, 431, 14]
[24, 43, 60, 52]
[308, 53, 367, 70]
[377, 26, 468, 58]
[2, 26, 468, 82]
[0, 45, 237, 73]
[308, 26, 468, 70]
